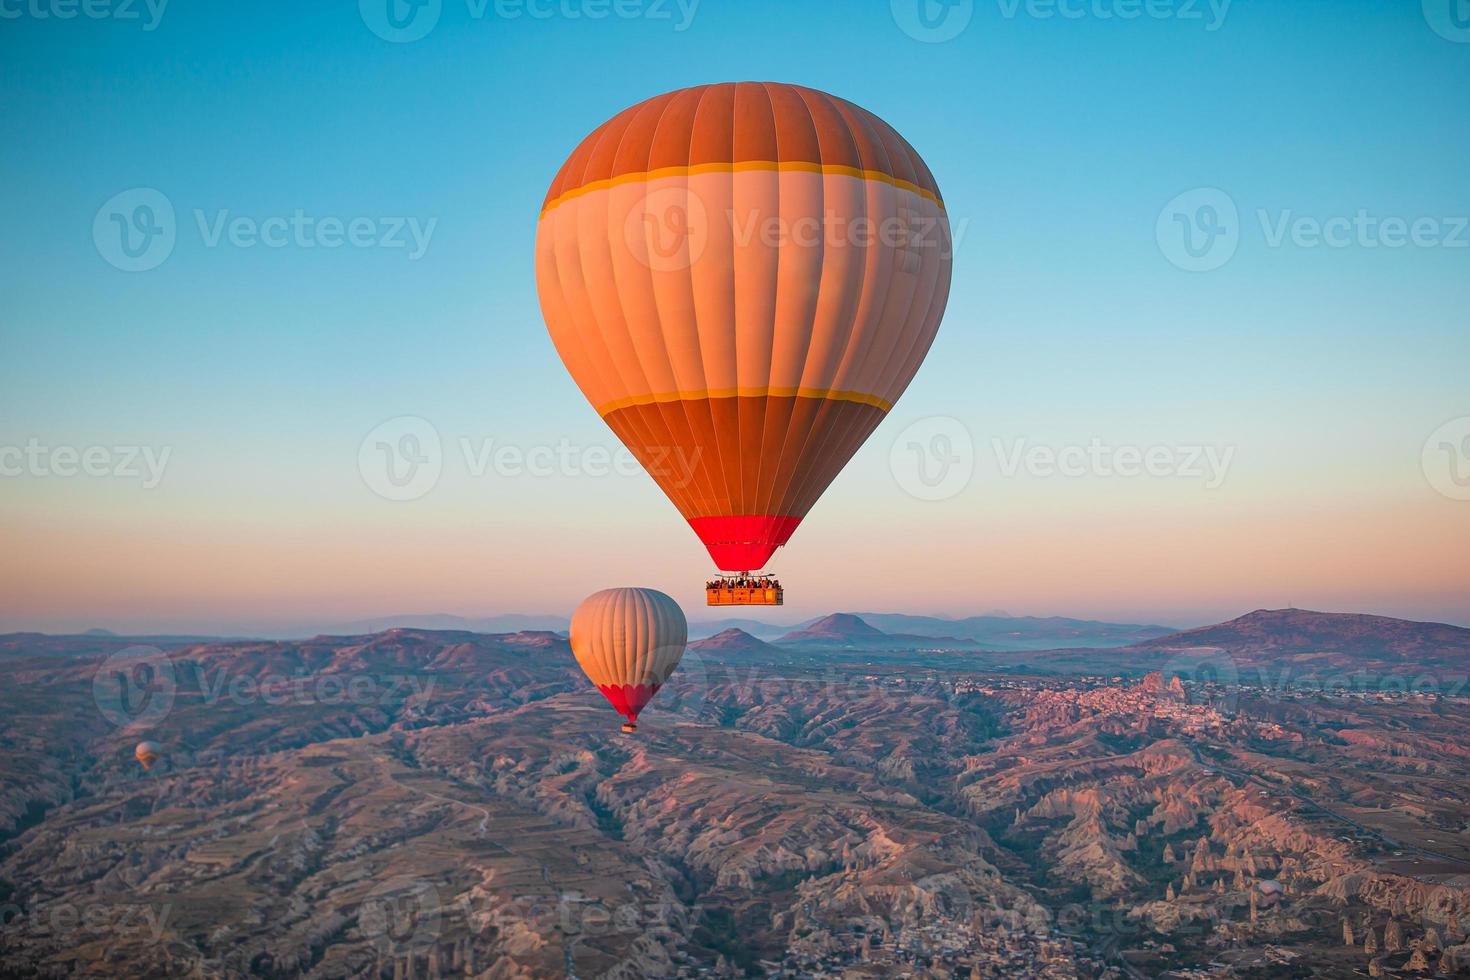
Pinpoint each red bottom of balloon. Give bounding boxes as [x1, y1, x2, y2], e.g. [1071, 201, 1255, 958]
[597, 682, 661, 722]
[688, 515, 802, 571]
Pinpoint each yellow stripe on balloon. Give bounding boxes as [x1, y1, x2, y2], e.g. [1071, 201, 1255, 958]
[594, 386, 895, 419]
[539, 160, 946, 219]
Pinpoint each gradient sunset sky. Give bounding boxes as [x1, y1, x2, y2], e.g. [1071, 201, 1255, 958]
[2, 0, 1467, 634]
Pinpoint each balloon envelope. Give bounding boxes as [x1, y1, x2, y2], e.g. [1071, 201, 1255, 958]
[134, 740, 162, 770]
[570, 588, 687, 727]
[536, 82, 952, 570]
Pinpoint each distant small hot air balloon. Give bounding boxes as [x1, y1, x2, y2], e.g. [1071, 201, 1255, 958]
[134, 740, 162, 770]
[570, 588, 687, 733]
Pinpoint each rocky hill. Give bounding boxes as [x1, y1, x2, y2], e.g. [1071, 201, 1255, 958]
[1136, 608, 1470, 670]
[776, 614, 976, 651]
[685, 628, 784, 658]
[844, 613, 1175, 649]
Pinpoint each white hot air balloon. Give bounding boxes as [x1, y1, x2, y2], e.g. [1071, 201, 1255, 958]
[570, 588, 688, 733]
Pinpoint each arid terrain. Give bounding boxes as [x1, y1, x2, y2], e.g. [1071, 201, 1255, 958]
[3, 609, 1470, 978]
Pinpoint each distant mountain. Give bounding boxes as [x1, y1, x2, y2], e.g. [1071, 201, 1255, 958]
[830, 613, 1175, 650]
[690, 611, 1177, 651]
[784, 613, 885, 641]
[687, 628, 785, 657]
[0, 633, 235, 657]
[18, 610, 1176, 650]
[298, 610, 1151, 647]
[1134, 608, 1470, 669]
[776, 614, 977, 651]
[305, 613, 569, 638]
[686, 617, 800, 640]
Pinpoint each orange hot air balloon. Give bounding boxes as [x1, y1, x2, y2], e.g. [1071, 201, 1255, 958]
[570, 588, 687, 733]
[535, 82, 952, 595]
[134, 740, 162, 770]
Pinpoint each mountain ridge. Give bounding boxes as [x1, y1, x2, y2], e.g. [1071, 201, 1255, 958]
[1133, 607, 1470, 668]
[777, 613, 979, 650]
[686, 628, 786, 657]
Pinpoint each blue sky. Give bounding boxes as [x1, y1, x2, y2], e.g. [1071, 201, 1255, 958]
[2, 0, 1467, 633]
